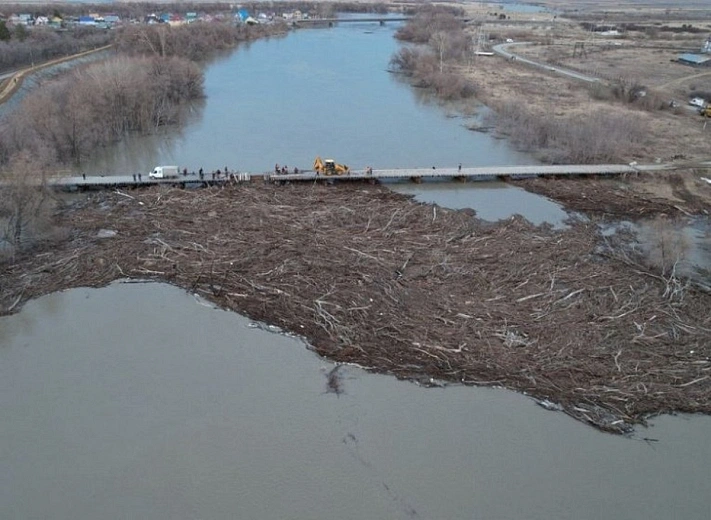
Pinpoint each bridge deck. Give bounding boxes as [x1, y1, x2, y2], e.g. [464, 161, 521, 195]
[292, 17, 410, 24]
[45, 173, 238, 190]
[274, 164, 668, 181]
[38, 163, 673, 190]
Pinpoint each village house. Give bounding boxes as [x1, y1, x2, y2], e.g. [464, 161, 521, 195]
[677, 53, 711, 67]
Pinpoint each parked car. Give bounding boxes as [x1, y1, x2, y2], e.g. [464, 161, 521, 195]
[689, 97, 707, 108]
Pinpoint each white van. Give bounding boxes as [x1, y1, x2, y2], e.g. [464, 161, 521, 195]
[689, 97, 706, 108]
[148, 165, 179, 179]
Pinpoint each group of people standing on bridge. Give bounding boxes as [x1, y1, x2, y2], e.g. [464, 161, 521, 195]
[275, 164, 299, 175]
[194, 167, 235, 180]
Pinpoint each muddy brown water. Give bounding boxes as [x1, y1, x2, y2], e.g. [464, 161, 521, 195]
[1, 282, 710, 519]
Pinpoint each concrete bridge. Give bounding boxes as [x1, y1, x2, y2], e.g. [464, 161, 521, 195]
[41, 163, 677, 191]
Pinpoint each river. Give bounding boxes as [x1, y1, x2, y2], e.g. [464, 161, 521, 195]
[78, 16, 570, 228]
[2, 16, 711, 519]
[2, 282, 711, 520]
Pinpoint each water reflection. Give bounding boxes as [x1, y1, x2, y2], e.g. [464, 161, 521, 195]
[1, 282, 710, 519]
[603, 217, 711, 282]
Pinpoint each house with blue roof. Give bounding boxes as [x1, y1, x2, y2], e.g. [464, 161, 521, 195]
[236, 9, 250, 22]
[677, 53, 711, 66]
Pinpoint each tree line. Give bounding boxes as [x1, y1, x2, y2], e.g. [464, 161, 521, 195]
[389, 10, 476, 101]
[0, 25, 112, 71]
[0, 20, 286, 255]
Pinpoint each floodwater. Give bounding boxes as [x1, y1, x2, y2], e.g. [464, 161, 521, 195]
[1, 282, 710, 519]
[389, 179, 570, 228]
[602, 217, 711, 282]
[76, 17, 566, 228]
[634, 217, 711, 277]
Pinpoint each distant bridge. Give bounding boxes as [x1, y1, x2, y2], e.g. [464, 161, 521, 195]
[42, 163, 678, 191]
[289, 16, 410, 26]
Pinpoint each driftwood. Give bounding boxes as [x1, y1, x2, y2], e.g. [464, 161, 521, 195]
[1, 183, 709, 433]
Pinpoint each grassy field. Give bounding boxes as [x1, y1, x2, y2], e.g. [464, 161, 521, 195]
[446, 1, 711, 210]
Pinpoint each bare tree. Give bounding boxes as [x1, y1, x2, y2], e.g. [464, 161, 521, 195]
[0, 151, 54, 256]
[648, 216, 690, 277]
[430, 31, 449, 74]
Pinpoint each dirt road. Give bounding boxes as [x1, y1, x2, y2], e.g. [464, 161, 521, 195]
[0, 45, 112, 106]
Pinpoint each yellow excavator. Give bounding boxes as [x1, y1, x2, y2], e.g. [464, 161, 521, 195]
[313, 156, 349, 176]
[700, 105, 711, 118]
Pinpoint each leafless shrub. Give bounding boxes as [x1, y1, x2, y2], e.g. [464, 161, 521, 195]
[395, 11, 463, 44]
[589, 79, 672, 113]
[486, 104, 648, 163]
[1, 55, 202, 166]
[645, 216, 691, 276]
[113, 19, 287, 62]
[0, 25, 112, 71]
[588, 83, 617, 102]
[425, 72, 477, 100]
[389, 46, 425, 74]
[391, 15, 474, 100]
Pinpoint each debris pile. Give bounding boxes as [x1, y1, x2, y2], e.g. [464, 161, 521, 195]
[2, 183, 709, 433]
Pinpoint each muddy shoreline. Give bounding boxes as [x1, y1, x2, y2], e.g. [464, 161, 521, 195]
[2, 183, 709, 433]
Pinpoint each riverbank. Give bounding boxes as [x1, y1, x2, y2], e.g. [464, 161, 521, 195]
[437, 3, 711, 215]
[2, 183, 709, 433]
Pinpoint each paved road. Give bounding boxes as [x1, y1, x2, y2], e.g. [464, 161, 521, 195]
[492, 42, 601, 83]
